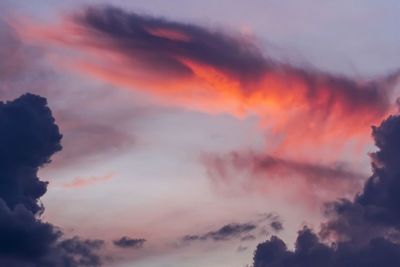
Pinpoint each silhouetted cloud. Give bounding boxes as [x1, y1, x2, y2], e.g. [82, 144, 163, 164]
[184, 223, 257, 242]
[113, 237, 146, 249]
[0, 94, 103, 266]
[253, 114, 400, 267]
[0, 94, 62, 214]
[179, 214, 283, 247]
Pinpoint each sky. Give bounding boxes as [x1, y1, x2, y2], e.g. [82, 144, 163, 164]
[0, 1, 400, 266]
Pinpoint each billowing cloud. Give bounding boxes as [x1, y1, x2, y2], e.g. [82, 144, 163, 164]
[252, 114, 400, 267]
[0, 93, 103, 266]
[0, 93, 62, 215]
[17, 6, 399, 160]
[113, 237, 146, 249]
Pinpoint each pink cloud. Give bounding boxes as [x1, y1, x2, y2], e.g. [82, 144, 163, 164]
[63, 172, 115, 188]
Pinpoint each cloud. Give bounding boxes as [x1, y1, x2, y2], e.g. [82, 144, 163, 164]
[237, 245, 248, 252]
[18, 5, 399, 159]
[113, 237, 146, 249]
[0, 19, 137, 172]
[179, 214, 282, 247]
[63, 173, 115, 188]
[0, 19, 39, 82]
[270, 221, 283, 232]
[183, 223, 257, 243]
[0, 93, 103, 266]
[58, 237, 104, 266]
[252, 114, 400, 267]
[202, 151, 364, 203]
[0, 93, 62, 215]
[49, 109, 135, 169]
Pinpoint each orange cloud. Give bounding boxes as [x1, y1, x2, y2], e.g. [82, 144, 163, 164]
[14, 6, 399, 161]
[63, 172, 115, 188]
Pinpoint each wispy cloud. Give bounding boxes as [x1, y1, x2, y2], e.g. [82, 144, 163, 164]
[16, 6, 400, 160]
[202, 150, 365, 204]
[63, 172, 115, 188]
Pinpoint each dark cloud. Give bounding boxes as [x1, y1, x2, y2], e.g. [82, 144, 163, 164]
[270, 221, 283, 232]
[0, 94, 103, 266]
[180, 215, 283, 247]
[179, 212, 284, 247]
[58, 237, 104, 266]
[183, 223, 256, 243]
[205, 223, 256, 241]
[113, 237, 146, 249]
[0, 93, 62, 214]
[319, 115, 400, 243]
[253, 114, 400, 267]
[74, 6, 268, 83]
[253, 227, 400, 267]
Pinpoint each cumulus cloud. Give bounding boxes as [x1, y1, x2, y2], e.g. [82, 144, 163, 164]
[0, 93, 103, 266]
[252, 114, 400, 267]
[113, 237, 146, 249]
